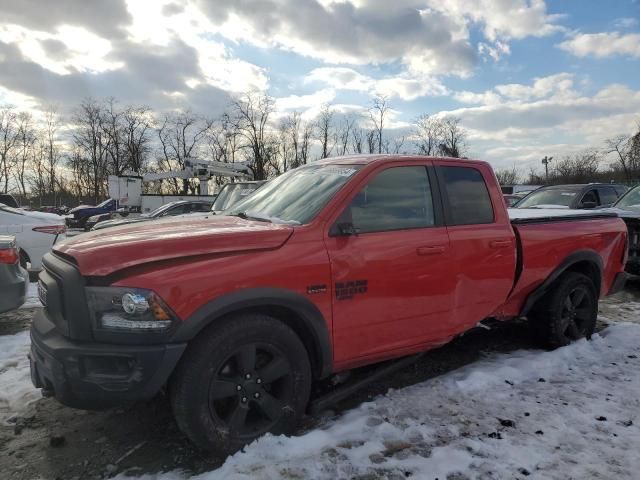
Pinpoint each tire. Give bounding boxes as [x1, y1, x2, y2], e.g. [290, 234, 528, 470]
[170, 313, 312, 452]
[528, 272, 598, 349]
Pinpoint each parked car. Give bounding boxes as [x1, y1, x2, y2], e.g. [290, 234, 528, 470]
[30, 155, 627, 453]
[40, 205, 69, 216]
[91, 200, 214, 231]
[66, 198, 118, 229]
[516, 183, 628, 210]
[0, 203, 66, 278]
[0, 235, 28, 314]
[503, 194, 522, 207]
[0, 193, 19, 208]
[211, 180, 266, 214]
[599, 185, 640, 275]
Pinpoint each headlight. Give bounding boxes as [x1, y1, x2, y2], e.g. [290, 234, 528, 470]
[85, 287, 178, 332]
[88, 215, 100, 222]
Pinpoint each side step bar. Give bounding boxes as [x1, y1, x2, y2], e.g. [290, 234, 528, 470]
[308, 353, 423, 415]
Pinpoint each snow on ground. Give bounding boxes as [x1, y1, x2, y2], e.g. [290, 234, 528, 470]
[20, 282, 41, 309]
[2, 300, 640, 478]
[0, 330, 40, 424]
[117, 321, 640, 480]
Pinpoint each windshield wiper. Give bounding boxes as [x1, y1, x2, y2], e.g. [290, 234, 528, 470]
[229, 211, 272, 223]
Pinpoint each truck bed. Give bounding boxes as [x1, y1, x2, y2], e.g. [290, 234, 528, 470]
[494, 210, 628, 318]
[508, 208, 618, 224]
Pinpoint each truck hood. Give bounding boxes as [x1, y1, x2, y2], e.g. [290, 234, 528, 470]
[54, 215, 295, 276]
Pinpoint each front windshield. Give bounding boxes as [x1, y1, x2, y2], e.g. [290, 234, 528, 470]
[213, 183, 261, 211]
[148, 202, 178, 217]
[517, 188, 579, 208]
[615, 187, 640, 209]
[225, 164, 362, 224]
[96, 198, 113, 208]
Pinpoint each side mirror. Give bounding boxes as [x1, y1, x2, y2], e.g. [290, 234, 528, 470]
[581, 201, 597, 209]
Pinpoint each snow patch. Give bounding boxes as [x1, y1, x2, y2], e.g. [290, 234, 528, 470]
[115, 321, 640, 480]
[20, 281, 41, 309]
[0, 330, 40, 423]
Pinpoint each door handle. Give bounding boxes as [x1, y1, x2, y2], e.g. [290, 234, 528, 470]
[417, 245, 446, 256]
[489, 239, 512, 249]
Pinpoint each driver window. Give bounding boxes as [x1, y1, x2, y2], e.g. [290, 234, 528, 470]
[345, 166, 435, 234]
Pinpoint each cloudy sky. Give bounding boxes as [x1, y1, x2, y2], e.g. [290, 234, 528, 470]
[0, 0, 638, 170]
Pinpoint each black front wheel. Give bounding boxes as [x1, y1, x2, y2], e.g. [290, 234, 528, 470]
[529, 272, 598, 348]
[171, 314, 311, 452]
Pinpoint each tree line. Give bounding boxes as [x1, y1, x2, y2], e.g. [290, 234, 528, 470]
[495, 128, 640, 186]
[0, 93, 469, 207]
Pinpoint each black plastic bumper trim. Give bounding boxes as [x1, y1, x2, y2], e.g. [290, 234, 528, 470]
[29, 309, 186, 410]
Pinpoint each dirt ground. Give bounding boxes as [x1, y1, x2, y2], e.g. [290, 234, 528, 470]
[1, 280, 638, 480]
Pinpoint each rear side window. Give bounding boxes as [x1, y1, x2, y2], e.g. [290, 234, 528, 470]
[597, 187, 618, 205]
[348, 166, 435, 234]
[439, 166, 494, 225]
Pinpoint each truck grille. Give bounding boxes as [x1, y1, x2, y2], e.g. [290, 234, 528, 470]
[37, 281, 47, 307]
[40, 252, 91, 339]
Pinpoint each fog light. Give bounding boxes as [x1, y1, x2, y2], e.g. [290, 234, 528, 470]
[121, 293, 149, 314]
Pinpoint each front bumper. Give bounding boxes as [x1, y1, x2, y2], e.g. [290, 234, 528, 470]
[29, 308, 186, 409]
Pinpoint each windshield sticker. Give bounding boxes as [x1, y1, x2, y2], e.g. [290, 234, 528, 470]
[320, 167, 357, 177]
[560, 192, 577, 196]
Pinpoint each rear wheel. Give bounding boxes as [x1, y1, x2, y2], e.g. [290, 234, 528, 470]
[529, 272, 598, 348]
[170, 314, 312, 452]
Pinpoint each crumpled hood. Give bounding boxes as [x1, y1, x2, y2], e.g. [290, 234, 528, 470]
[54, 215, 294, 276]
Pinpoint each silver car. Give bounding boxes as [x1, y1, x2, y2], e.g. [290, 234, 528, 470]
[0, 235, 28, 314]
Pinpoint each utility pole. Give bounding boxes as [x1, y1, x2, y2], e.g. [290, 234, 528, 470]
[541, 156, 553, 183]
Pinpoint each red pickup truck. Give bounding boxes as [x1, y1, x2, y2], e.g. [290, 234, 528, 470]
[30, 156, 628, 451]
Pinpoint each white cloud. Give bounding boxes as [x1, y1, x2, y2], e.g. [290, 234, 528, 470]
[124, 0, 269, 92]
[613, 17, 639, 29]
[558, 32, 640, 58]
[425, 0, 564, 41]
[306, 67, 448, 100]
[0, 24, 122, 75]
[444, 75, 640, 168]
[275, 88, 336, 111]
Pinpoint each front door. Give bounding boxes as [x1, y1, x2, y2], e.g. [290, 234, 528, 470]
[324, 163, 455, 366]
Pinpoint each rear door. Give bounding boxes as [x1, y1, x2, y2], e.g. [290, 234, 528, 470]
[434, 161, 517, 331]
[325, 162, 455, 364]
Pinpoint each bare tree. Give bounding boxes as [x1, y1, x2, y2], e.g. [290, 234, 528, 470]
[122, 105, 152, 173]
[13, 112, 36, 197]
[439, 117, 467, 158]
[157, 110, 212, 194]
[336, 115, 355, 156]
[0, 107, 18, 193]
[72, 99, 110, 202]
[228, 92, 276, 180]
[369, 95, 389, 154]
[414, 114, 443, 156]
[606, 134, 634, 180]
[316, 104, 335, 159]
[495, 167, 520, 185]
